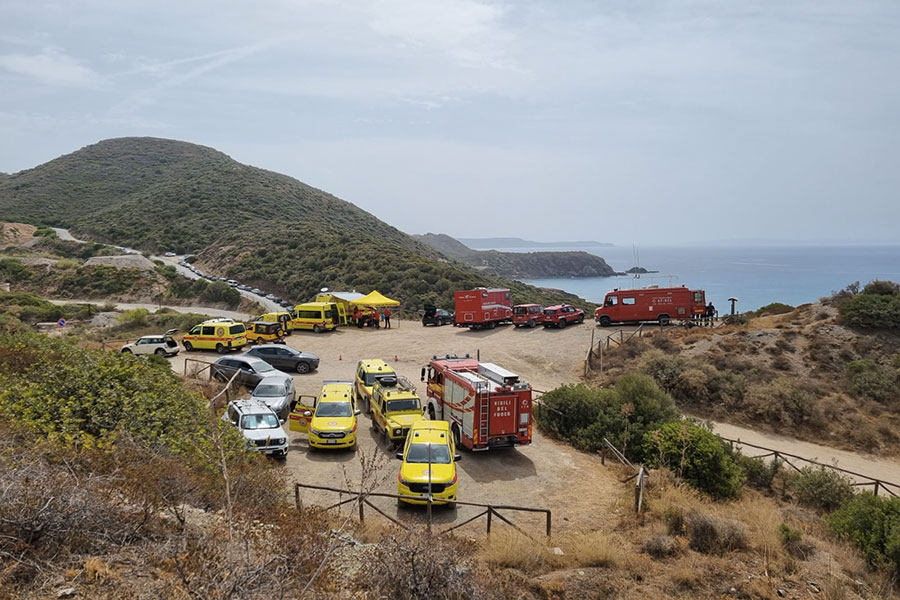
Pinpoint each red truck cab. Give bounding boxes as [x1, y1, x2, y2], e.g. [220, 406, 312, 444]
[594, 285, 706, 326]
[512, 304, 544, 328]
[542, 304, 585, 328]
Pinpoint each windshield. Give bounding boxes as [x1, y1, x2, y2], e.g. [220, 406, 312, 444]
[365, 373, 394, 386]
[387, 399, 421, 412]
[229, 324, 246, 334]
[254, 362, 275, 373]
[240, 413, 279, 429]
[513, 306, 527, 314]
[253, 383, 286, 397]
[405, 443, 451, 464]
[316, 402, 353, 417]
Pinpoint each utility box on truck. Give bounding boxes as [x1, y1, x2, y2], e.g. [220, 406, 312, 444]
[421, 356, 532, 451]
[594, 285, 706, 326]
[454, 288, 512, 329]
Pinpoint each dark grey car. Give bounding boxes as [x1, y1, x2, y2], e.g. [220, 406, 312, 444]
[244, 345, 320, 374]
[210, 355, 291, 387]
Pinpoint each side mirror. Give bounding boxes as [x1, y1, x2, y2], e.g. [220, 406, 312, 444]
[354, 409, 361, 416]
[420, 367, 425, 382]
[454, 454, 462, 462]
[395, 452, 403, 460]
[303, 410, 312, 418]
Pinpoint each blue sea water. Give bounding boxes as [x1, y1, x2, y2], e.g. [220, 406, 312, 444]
[510, 244, 900, 312]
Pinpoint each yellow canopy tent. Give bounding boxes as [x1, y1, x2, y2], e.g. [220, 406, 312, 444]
[349, 290, 400, 307]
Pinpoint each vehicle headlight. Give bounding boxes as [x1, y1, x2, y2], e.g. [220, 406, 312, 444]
[309, 429, 322, 436]
[275, 438, 286, 445]
[399, 479, 413, 487]
[393, 428, 402, 436]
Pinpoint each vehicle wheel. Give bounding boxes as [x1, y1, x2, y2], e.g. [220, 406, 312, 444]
[121, 348, 131, 353]
[658, 315, 671, 326]
[599, 316, 611, 327]
[451, 424, 461, 448]
[488, 321, 496, 329]
[558, 318, 567, 329]
[313, 325, 323, 333]
[577, 314, 584, 324]
[276, 329, 284, 337]
[216, 343, 226, 354]
[296, 362, 311, 375]
[256, 338, 264, 345]
[155, 348, 166, 356]
[527, 319, 536, 328]
[183, 341, 194, 352]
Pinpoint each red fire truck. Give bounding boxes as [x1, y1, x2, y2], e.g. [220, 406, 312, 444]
[420, 356, 533, 451]
[454, 288, 512, 329]
[594, 285, 706, 326]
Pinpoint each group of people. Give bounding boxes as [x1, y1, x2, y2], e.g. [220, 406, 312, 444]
[351, 306, 392, 329]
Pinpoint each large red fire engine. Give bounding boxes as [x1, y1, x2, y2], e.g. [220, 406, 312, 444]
[420, 356, 533, 451]
[594, 285, 706, 326]
[454, 288, 512, 329]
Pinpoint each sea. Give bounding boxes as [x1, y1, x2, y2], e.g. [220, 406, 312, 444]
[492, 244, 900, 312]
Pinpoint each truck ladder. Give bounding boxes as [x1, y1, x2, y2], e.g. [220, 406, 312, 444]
[478, 388, 490, 447]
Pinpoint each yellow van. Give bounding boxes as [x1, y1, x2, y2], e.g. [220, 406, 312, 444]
[182, 318, 248, 353]
[258, 311, 294, 334]
[291, 302, 337, 333]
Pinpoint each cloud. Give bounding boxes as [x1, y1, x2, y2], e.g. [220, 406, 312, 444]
[0, 47, 104, 88]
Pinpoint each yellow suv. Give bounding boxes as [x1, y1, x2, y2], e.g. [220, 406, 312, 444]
[182, 318, 248, 353]
[396, 420, 460, 506]
[354, 359, 396, 412]
[258, 311, 294, 334]
[244, 321, 286, 345]
[371, 376, 425, 445]
[289, 381, 359, 450]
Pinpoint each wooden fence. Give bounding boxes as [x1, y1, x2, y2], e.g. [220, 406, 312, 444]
[722, 437, 900, 498]
[293, 482, 552, 538]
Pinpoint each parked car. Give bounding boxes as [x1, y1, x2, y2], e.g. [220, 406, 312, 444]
[542, 304, 585, 328]
[210, 355, 289, 387]
[222, 399, 289, 457]
[422, 304, 454, 326]
[164, 251, 176, 257]
[244, 321, 286, 345]
[245, 344, 320, 374]
[288, 381, 360, 450]
[512, 304, 545, 328]
[250, 374, 296, 421]
[121, 329, 179, 356]
[395, 420, 460, 506]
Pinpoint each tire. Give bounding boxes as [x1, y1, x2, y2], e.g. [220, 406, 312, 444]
[216, 343, 226, 354]
[276, 329, 284, 337]
[451, 424, 461, 448]
[255, 338, 264, 345]
[658, 315, 671, 326]
[527, 319, 536, 328]
[121, 348, 131, 353]
[296, 361, 311, 375]
[488, 321, 496, 329]
[183, 342, 194, 352]
[577, 314, 584, 324]
[155, 348, 166, 356]
[598, 316, 611, 327]
[313, 325, 322, 334]
[558, 318, 567, 329]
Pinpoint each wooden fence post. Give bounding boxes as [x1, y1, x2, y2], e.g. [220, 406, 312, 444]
[359, 498, 365, 522]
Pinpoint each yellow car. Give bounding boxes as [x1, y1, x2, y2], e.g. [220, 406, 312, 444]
[244, 321, 286, 345]
[288, 381, 359, 450]
[396, 420, 460, 506]
[354, 359, 396, 412]
[182, 318, 248, 353]
[371, 376, 425, 445]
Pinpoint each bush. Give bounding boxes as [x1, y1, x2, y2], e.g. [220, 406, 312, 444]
[756, 302, 794, 317]
[734, 454, 781, 492]
[643, 422, 744, 499]
[117, 307, 150, 327]
[778, 523, 813, 558]
[643, 534, 681, 559]
[792, 466, 854, 512]
[828, 493, 900, 574]
[839, 280, 900, 329]
[684, 511, 747, 554]
[0, 258, 32, 282]
[845, 360, 898, 405]
[535, 375, 679, 460]
[863, 280, 900, 296]
[743, 378, 823, 429]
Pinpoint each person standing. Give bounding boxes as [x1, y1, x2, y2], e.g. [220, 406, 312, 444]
[706, 302, 716, 326]
[383, 307, 392, 329]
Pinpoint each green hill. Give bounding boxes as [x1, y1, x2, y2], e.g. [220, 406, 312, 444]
[0, 137, 594, 309]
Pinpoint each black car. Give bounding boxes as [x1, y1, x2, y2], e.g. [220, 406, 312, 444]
[244, 344, 320, 374]
[210, 356, 290, 387]
[422, 305, 455, 326]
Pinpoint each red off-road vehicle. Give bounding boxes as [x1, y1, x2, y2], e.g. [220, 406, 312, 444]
[542, 304, 585, 328]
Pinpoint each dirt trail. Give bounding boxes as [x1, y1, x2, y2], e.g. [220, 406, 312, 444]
[50, 299, 254, 321]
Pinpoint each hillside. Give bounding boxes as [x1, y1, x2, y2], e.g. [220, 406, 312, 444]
[415, 233, 619, 278]
[0, 137, 594, 309]
[460, 236, 612, 249]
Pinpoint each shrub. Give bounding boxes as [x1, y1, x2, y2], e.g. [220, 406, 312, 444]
[117, 307, 149, 327]
[643, 534, 681, 559]
[743, 378, 823, 429]
[839, 281, 900, 329]
[734, 454, 781, 492]
[643, 422, 744, 499]
[684, 511, 747, 554]
[863, 280, 900, 296]
[535, 375, 679, 460]
[0, 258, 32, 282]
[778, 523, 813, 559]
[792, 466, 854, 512]
[756, 302, 794, 317]
[828, 493, 900, 574]
[845, 360, 898, 405]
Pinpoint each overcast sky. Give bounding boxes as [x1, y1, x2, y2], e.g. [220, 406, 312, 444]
[1, 0, 898, 245]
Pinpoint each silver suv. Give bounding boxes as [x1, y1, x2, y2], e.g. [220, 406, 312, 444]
[222, 399, 289, 458]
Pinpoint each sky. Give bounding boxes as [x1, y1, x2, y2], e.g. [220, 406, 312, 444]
[1, 0, 899, 245]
